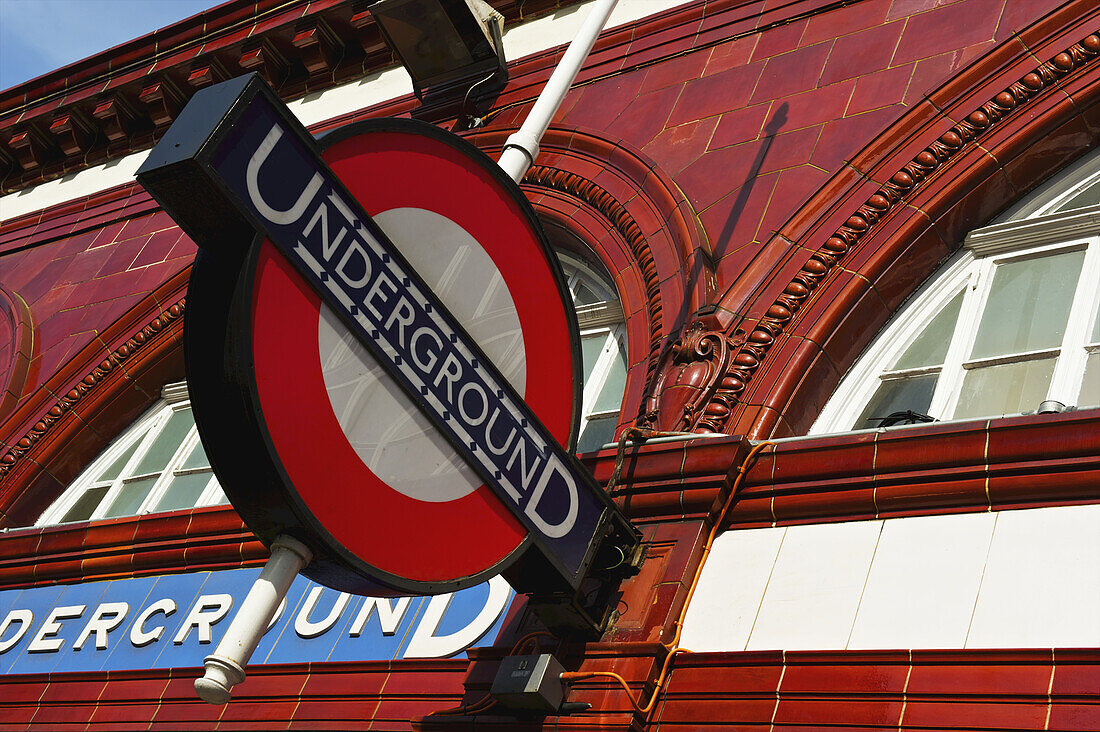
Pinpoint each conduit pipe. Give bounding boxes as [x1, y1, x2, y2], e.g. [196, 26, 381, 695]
[195, 535, 313, 704]
[496, 0, 619, 183]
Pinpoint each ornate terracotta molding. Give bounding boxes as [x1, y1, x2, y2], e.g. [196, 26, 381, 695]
[524, 164, 667, 392]
[645, 29, 1100, 436]
[0, 298, 185, 481]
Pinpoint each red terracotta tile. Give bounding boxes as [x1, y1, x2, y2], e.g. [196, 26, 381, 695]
[1051, 651, 1100, 696]
[749, 43, 833, 104]
[813, 104, 911, 173]
[1047, 704, 1100, 731]
[906, 658, 1054, 696]
[666, 60, 766, 127]
[702, 36, 758, 77]
[820, 20, 906, 86]
[709, 103, 774, 149]
[849, 64, 916, 116]
[639, 48, 710, 94]
[803, 0, 893, 46]
[757, 165, 834, 240]
[608, 85, 682, 150]
[775, 698, 904, 725]
[892, 0, 1005, 65]
[561, 73, 646, 133]
[704, 174, 780, 264]
[901, 700, 1048, 728]
[642, 116, 720, 175]
[757, 125, 824, 175]
[657, 697, 779, 724]
[751, 18, 809, 61]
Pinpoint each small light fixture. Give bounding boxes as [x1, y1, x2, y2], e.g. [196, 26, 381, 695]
[369, 0, 507, 123]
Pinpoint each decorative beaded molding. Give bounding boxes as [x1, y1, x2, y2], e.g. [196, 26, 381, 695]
[646, 31, 1100, 435]
[0, 299, 186, 480]
[524, 165, 666, 392]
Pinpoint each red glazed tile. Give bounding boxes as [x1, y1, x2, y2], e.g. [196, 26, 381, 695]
[750, 18, 809, 61]
[901, 700, 1048, 728]
[749, 42, 833, 104]
[703, 36, 758, 77]
[811, 105, 907, 173]
[709, 103, 773, 149]
[848, 64, 916, 116]
[756, 125, 823, 175]
[642, 116, 720, 175]
[639, 48, 710, 94]
[905, 657, 1054, 696]
[758, 165, 834, 239]
[666, 60, 766, 128]
[892, 0, 1005, 65]
[774, 698, 904, 725]
[803, 0, 893, 46]
[608, 85, 682, 150]
[1047, 704, 1100, 731]
[820, 20, 906, 86]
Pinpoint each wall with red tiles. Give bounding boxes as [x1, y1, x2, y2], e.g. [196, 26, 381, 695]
[2, 0, 1099, 729]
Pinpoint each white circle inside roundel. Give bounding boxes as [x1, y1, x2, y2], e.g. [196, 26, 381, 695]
[318, 207, 527, 503]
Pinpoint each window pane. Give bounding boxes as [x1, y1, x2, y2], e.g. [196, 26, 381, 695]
[892, 290, 965, 370]
[954, 358, 1057, 419]
[180, 438, 211, 470]
[572, 279, 603, 306]
[207, 482, 230, 506]
[1051, 177, 1100, 214]
[132, 408, 193, 475]
[154, 473, 214, 512]
[593, 336, 628, 413]
[852, 374, 938, 430]
[971, 251, 1085, 358]
[103, 476, 157, 518]
[96, 440, 141, 483]
[1078, 353, 1100, 408]
[581, 333, 606, 382]
[58, 485, 110, 524]
[577, 415, 618, 453]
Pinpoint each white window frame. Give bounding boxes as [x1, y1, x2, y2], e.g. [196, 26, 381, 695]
[559, 253, 628, 450]
[36, 383, 227, 526]
[812, 204, 1100, 434]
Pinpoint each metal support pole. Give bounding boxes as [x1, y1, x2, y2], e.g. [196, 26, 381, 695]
[195, 535, 313, 704]
[497, 0, 619, 183]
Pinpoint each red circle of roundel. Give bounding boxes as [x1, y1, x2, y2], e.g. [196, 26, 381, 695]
[248, 120, 580, 587]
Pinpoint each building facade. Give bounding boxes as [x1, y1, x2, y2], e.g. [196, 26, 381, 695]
[0, 0, 1097, 728]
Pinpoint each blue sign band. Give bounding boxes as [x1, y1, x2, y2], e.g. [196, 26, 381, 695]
[0, 569, 512, 675]
[203, 91, 606, 580]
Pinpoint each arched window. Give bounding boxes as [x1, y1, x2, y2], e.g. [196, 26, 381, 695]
[557, 251, 628, 453]
[812, 149, 1100, 433]
[35, 383, 228, 526]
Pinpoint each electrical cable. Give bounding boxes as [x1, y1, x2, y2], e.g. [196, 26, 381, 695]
[561, 440, 777, 717]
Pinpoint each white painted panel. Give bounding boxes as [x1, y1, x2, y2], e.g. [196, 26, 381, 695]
[679, 526, 786, 652]
[682, 505, 1100, 652]
[745, 519, 882, 650]
[0, 0, 694, 222]
[966, 503, 1100, 648]
[848, 511, 996, 649]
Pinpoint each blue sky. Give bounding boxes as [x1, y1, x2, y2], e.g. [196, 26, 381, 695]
[1, 0, 218, 91]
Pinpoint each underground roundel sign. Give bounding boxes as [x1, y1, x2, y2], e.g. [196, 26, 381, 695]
[136, 74, 632, 597]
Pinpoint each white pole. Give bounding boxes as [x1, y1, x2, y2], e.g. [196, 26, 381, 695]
[194, 535, 312, 705]
[497, 0, 620, 183]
